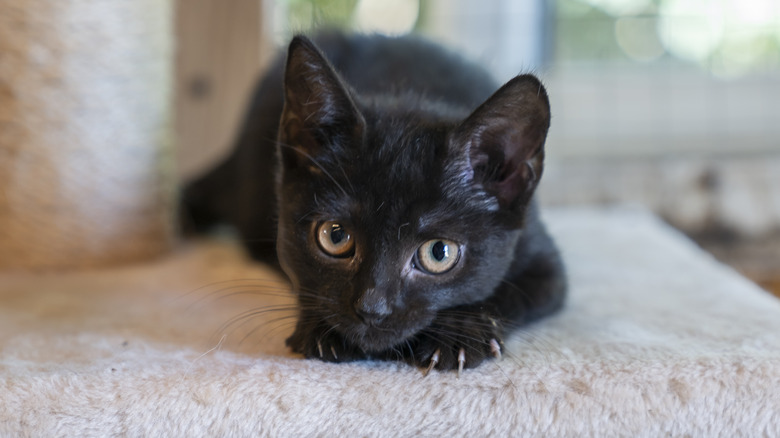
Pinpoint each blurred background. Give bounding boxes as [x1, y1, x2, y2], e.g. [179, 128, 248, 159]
[176, 0, 780, 295]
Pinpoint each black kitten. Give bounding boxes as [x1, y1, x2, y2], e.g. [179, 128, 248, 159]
[183, 33, 566, 373]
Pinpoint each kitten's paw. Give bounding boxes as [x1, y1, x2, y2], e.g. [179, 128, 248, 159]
[408, 310, 504, 376]
[286, 323, 366, 363]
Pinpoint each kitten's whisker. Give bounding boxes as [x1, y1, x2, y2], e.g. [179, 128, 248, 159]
[423, 327, 486, 350]
[491, 355, 519, 391]
[405, 340, 415, 363]
[184, 288, 291, 311]
[334, 159, 355, 194]
[250, 315, 299, 341]
[175, 278, 291, 305]
[209, 289, 294, 304]
[238, 312, 299, 346]
[296, 208, 318, 224]
[216, 305, 298, 337]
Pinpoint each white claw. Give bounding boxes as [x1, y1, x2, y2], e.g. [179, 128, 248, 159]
[330, 345, 338, 360]
[457, 348, 465, 378]
[423, 348, 441, 377]
[317, 340, 323, 358]
[490, 338, 502, 359]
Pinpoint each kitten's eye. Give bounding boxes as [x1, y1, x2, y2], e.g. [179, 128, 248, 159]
[416, 239, 460, 274]
[315, 221, 355, 257]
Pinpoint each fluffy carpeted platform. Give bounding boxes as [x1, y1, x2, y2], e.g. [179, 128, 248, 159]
[2, 207, 779, 436]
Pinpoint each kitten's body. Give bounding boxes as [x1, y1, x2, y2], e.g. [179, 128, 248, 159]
[183, 33, 566, 372]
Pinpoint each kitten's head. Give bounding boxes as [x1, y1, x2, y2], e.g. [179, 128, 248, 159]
[275, 36, 551, 353]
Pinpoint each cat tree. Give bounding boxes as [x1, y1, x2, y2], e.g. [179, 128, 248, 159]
[2, 208, 779, 436]
[1, 1, 779, 435]
[0, 0, 175, 270]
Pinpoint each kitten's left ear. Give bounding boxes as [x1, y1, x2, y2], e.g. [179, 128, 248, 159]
[452, 74, 551, 211]
[279, 36, 364, 169]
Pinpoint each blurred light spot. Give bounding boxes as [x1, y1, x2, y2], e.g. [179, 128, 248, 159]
[711, 34, 775, 78]
[582, 0, 652, 16]
[353, 0, 419, 35]
[657, 0, 725, 62]
[558, 0, 593, 17]
[615, 17, 665, 62]
[726, 0, 778, 29]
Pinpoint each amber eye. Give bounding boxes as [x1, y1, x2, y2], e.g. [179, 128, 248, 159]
[416, 239, 460, 274]
[315, 221, 355, 257]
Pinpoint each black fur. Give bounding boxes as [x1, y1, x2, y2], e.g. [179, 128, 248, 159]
[183, 33, 566, 371]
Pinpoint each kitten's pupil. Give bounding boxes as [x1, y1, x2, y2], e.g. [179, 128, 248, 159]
[330, 224, 345, 244]
[416, 238, 459, 274]
[431, 241, 448, 261]
[315, 221, 354, 257]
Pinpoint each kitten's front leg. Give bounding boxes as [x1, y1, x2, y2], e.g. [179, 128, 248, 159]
[402, 305, 504, 376]
[285, 311, 367, 363]
[407, 250, 566, 376]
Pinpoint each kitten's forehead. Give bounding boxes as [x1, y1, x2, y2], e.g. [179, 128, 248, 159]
[296, 97, 497, 235]
[373, 123, 439, 168]
[348, 126, 487, 225]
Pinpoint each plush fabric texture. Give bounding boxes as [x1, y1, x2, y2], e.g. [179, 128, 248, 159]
[1, 207, 779, 437]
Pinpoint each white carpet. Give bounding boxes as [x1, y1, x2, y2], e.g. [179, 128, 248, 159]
[2, 207, 779, 437]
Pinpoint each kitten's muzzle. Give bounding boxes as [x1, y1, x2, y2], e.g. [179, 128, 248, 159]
[354, 289, 392, 326]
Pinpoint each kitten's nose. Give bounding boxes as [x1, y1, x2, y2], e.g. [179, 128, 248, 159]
[354, 290, 392, 325]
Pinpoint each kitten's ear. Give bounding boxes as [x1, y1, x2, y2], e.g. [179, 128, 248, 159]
[280, 36, 364, 168]
[452, 74, 551, 211]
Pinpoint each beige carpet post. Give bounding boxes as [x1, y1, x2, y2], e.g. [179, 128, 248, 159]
[0, 0, 175, 270]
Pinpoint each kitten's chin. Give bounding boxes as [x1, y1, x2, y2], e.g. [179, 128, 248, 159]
[346, 323, 424, 353]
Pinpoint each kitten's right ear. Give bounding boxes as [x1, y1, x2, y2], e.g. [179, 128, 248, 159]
[279, 36, 364, 169]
